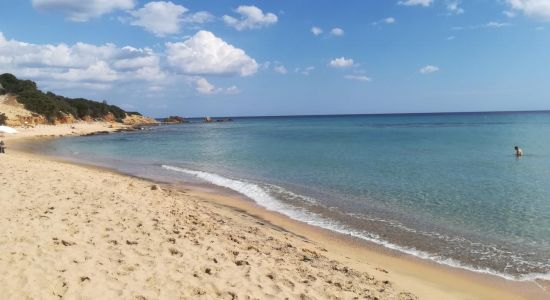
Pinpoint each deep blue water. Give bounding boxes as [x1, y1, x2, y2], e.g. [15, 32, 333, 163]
[44, 112, 550, 280]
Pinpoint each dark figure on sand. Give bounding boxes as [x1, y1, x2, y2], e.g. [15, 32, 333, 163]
[0, 140, 5, 154]
[514, 145, 523, 157]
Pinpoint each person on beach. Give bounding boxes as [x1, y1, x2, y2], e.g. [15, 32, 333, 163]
[0, 140, 5, 154]
[514, 145, 523, 157]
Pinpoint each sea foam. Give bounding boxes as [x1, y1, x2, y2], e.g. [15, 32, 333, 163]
[161, 164, 550, 282]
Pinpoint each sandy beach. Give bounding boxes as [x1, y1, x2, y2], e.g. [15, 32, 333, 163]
[0, 124, 547, 299]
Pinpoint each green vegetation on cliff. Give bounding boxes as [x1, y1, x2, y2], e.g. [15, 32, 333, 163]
[0, 73, 127, 122]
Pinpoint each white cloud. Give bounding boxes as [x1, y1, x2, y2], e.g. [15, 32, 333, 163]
[129, 1, 187, 37]
[127, 2, 214, 36]
[274, 65, 288, 74]
[0, 32, 164, 90]
[345, 75, 371, 82]
[52, 61, 119, 82]
[0, 31, 257, 98]
[506, 0, 550, 21]
[398, 0, 433, 7]
[419, 65, 440, 74]
[330, 28, 345, 36]
[193, 77, 240, 95]
[194, 77, 218, 94]
[166, 30, 259, 77]
[223, 5, 278, 30]
[329, 57, 354, 68]
[311, 26, 323, 36]
[31, 0, 135, 22]
[446, 35, 456, 40]
[373, 17, 396, 25]
[447, 1, 465, 14]
[182, 11, 215, 24]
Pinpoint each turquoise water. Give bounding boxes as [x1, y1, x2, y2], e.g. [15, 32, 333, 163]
[44, 113, 550, 281]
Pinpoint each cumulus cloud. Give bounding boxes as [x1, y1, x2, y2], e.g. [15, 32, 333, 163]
[223, 5, 278, 30]
[31, 0, 135, 22]
[345, 75, 371, 82]
[193, 77, 240, 95]
[398, 0, 433, 7]
[52, 61, 119, 82]
[166, 30, 258, 77]
[330, 28, 345, 36]
[311, 26, 323, 36]
[194, 77, 218, 94]
[182, 11, 215, 24]
[419, 65, 440, 74]
[129, 1, 187, 37]
[329, 57, 354, 68]
[0, 32, 164, 90]
[0, 30, 257, 98]
[506, 0, 550, 21]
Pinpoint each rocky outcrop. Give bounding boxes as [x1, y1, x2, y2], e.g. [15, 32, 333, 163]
[122, 114, 158, 126]
[162, 116, 187, 124]
[53, 112, 77, 125]
[7, 114, 48, 126]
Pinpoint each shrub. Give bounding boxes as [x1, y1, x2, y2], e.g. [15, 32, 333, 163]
[0, 113, 7, 125]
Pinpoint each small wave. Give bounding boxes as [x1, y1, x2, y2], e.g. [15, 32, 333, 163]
[161, 164, 550, 282]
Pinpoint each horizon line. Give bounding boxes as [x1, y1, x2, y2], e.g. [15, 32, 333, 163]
[156, 109, 550, 120]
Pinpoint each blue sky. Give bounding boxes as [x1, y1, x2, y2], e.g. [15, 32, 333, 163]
[0, 0, 549, 117]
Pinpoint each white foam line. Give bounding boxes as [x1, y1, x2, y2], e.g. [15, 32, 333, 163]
[161, 165, 550, 282]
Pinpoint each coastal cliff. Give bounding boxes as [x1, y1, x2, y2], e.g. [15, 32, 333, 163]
[0, 73, 157, 127]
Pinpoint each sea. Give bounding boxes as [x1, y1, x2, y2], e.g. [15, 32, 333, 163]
[41, 112, 550, 281]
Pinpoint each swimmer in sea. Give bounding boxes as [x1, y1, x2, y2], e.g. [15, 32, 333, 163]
[514, 145, 523, 157]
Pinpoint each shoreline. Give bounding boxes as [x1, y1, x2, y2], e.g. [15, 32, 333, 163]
[2, 124, 548, 299]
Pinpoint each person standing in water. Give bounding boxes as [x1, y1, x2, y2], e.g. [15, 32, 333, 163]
[514, 145, 523, 157]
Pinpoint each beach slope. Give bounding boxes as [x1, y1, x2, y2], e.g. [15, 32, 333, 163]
[0, 150, 418, 299]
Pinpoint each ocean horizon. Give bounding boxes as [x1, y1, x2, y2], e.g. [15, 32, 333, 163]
[42, 111, 550, 282]
[158, 109, 550, 121]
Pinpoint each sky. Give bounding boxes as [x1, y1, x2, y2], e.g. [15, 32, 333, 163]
[0, 0, 549, 117]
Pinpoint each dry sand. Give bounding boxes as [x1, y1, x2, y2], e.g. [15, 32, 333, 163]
[0, 123, 547, 299]
[2, 122, 127, 139]
[0, 94, 33, 119]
